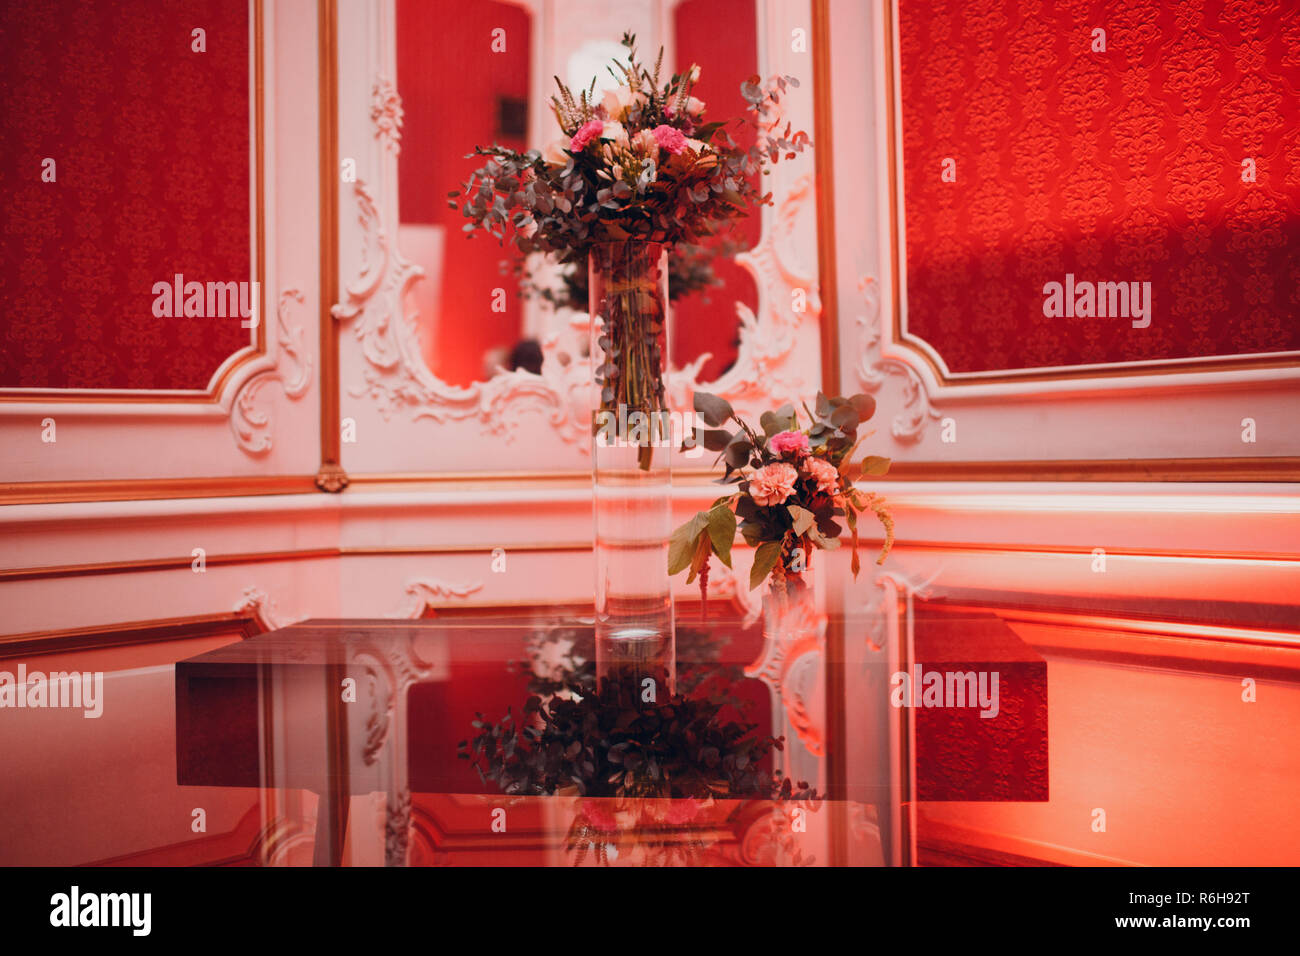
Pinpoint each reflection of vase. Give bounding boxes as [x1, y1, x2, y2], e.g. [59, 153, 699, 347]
[758, 540, 825, 759]
[588, 241, 674, 694]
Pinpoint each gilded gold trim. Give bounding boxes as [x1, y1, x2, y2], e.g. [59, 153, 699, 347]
[0, 0, 269, 405]
[0, 474, 319, 505]
[4, 455, 1291, 503]
[316, 0, 346, 493]
[8, 515, 1295, 583]
[0, 542, 599, 583]
[884, 456, 1300, 482]
[879, 0, 1300, 386]
[870, 540, 1300, 563]
[0, 548, 340, 583]
[325, 455, 1300, 485]
[931, 603, 1300, 648]
[345, 468, 750, 488]
[812, 0, 840, 397]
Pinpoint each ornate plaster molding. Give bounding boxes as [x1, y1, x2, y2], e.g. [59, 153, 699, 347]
[854, 276, 942, 444]
[229, 289, 313, 454]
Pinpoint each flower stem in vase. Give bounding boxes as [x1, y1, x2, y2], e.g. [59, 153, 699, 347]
[590, 242, 674, 689]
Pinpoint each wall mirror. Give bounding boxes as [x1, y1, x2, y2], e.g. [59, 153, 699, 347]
[393, 0, 761, 391]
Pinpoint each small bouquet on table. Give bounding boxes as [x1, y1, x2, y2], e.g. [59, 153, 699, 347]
[670, 391, 895, 624]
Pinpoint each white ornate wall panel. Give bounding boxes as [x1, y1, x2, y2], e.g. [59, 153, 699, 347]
[0, 0, 324, 487]
[332, 0, 825, 476]
[822, 0, 1300, 471]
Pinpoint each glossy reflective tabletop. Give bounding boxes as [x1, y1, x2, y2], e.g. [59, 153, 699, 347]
[3, 593, 1296, 866]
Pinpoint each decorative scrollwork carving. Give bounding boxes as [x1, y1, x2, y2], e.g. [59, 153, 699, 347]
[235, 585, 299, 631]
[854, 276, 943, 444]
[229, 289, 313, 454]
[389, 577, 485, 619]
[334, 91, 822, 452]
[370, 77, 404, 154]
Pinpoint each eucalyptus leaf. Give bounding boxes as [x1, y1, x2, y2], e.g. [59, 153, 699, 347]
[705, 503, 737, 568]
[848, 393, 876, 422]
[694, 391, 734, 427]
[750, 540, 783, 590]
[701, 428, 733, 452]
[830, 404, 860, 431]
[760, 403, 797, 436]
[668, 512, 709, 575]
[860, 455, 892, 476]
[787, 504, 816, 536]
[724, 438, 753, 468]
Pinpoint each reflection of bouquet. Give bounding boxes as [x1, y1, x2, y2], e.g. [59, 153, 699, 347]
[670, 392, 896, 601]
[459, 666, 813, 802]
[452, 32, 809, 263]
[469, 626, 822, 866]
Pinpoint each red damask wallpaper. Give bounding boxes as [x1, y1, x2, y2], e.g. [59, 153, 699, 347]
[0, 0, 251, 390]
[897, 0, 1300, 373]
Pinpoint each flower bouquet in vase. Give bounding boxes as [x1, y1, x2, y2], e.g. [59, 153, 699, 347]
[455, 32, 810, 687]
[669, 391, 895, 631]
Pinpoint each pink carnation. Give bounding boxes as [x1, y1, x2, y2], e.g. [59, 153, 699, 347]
[749, 462, 798, 508]
[650, 124, 688, 155]
[803, 456, 840, 495]
[570, 119, 604, 152]
[769, 430, 810, 458]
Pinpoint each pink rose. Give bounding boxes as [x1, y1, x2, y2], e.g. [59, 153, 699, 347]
[570, 118, 604, 152]
[749, 462, 798, 507]
[651, 124, 688, 155]
[803, 456, 840, 495]
[769, 430, 810, 458]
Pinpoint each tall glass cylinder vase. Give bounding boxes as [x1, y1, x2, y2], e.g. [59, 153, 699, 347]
[589, 241, 675, 697]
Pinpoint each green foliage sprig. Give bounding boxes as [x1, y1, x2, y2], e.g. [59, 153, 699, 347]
[453, 32, 810, 264]
[458, 663, 816, 803]
[670, 392, 896, 600]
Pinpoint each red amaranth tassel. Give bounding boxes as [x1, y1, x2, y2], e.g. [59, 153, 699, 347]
[700, 560, 709, 621]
